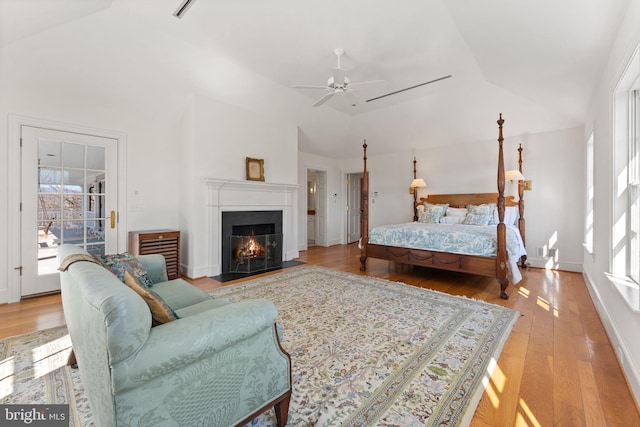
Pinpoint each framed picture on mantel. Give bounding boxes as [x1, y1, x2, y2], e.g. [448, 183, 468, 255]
[246, 157, 265, 181]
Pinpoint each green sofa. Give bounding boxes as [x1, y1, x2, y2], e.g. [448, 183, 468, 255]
[57, 244, 291, 426]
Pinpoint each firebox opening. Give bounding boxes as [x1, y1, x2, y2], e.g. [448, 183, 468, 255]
[221, 210, 283, 275]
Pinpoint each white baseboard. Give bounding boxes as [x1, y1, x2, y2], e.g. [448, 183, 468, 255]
[525, 257, 582, 272]
[182, 264, 218, 280]
[583, 270, 640, 408]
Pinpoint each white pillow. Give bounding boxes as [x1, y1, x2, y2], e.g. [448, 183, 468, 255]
[445, 207, 468, 217]
[491, 206, 518, 226]
[439, 216, 463, 224]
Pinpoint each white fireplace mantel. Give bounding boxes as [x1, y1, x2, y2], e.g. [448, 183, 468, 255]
[203, 178, 298, 195]
[201, 177, 299, 277]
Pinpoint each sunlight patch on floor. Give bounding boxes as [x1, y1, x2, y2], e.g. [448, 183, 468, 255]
[32, 335, 72, 379]
[518, 287, 530, 298]
[0, 356, 15, 399]
[482, 357, 506, 408]
[515, 397, 542, 427]
[536, 296, 550, 311]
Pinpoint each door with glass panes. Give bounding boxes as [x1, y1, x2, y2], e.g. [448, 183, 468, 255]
[20, 127, 118, 296]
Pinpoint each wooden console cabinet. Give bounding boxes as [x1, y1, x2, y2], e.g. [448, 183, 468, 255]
[128, 229, 181, 280]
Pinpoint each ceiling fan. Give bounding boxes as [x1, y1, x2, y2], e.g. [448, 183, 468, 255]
[292, 48, 386, 107]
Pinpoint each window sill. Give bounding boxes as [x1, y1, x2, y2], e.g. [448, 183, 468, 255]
[605, 273, 640, 312]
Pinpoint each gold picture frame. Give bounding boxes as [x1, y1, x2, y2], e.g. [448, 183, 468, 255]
[246, 157, 265, 181]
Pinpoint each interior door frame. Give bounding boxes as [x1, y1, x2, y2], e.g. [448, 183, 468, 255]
[346, 172, 363, 244]
[304, 166, 328, 250]
[6, 115, 127, 303]
[341, 168, 369, 244]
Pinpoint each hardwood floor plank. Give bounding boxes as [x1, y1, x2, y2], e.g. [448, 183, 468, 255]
[0, 243, 638, 426]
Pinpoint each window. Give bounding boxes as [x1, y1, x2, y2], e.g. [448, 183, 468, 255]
[585, 130, 594, 254]
[609, 46, 640, 310]
[630, 88, 639, 284]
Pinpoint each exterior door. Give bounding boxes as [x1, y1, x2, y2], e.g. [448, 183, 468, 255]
[347, 173, 363, 244]
[20, 127, 119, 296]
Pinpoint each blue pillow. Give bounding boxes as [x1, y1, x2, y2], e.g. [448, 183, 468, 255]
[96, 252, 154, 288]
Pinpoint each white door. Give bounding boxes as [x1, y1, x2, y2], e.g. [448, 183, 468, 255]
[20, 127, 119, 296]
[315, 171, 327, 246]
[347, 173, 363, 244]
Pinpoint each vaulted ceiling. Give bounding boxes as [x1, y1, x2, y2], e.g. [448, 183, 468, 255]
[0, 0, 631, 158]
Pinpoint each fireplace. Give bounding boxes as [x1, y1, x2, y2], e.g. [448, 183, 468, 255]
[221, 210, 283, 274]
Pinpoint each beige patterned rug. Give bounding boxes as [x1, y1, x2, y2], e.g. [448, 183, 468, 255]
[0, 266, 518, 426]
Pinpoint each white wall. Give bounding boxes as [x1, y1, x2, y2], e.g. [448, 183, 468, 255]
[583, 0, 640, 404]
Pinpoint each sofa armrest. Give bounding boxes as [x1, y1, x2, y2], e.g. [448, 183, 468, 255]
[111, 298, 279, 393]
[137, 254, 169, 284]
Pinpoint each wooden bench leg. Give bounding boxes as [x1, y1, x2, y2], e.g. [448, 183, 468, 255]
[274, 393, 291, 427]
[67, 349, 77, 368]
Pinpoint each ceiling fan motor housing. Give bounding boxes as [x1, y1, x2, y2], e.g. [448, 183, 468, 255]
[328, 76, 350, 91]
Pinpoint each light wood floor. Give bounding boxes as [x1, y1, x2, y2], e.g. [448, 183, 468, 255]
[1, 244, 638, 426]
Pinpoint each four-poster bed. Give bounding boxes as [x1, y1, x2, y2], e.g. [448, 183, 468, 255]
[359, 114, 526, 299]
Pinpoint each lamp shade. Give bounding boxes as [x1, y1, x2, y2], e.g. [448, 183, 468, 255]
[505, 170, 525, 182]
[410, 178, 427, 188]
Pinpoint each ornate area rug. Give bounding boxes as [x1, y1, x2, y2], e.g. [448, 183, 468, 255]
[0, 266, 518, 426]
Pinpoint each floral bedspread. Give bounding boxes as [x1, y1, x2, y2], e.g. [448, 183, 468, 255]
[369, 222, 527, 282]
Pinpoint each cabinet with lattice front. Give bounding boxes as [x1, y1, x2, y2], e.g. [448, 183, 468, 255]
[128, 230, 181, 280]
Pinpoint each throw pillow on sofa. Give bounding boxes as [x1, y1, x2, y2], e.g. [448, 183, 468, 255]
[124, 271, 179, 325]
[96, 252, 154, 288]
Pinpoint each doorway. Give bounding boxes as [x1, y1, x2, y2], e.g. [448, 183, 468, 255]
[346, 172, 363, 244]
[306, 169, 327, 247]
[18, 125, 120, 297]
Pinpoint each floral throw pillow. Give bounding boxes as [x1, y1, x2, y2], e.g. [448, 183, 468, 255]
[418, 204, 448, 223]
[96, 252, 154, 288]
[462, 204, 494, 226]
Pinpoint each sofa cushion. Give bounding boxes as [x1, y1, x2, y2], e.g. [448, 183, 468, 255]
[152, 279, 213, 310]
[98, 253, 154, 288]
[124, 271, 179, 325]
[174, 298, 232, 318]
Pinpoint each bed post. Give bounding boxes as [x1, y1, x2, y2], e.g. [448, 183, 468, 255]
[360, 140, 369, 271]
[496, 114, 509, 299]
[517, 143, 527, 267]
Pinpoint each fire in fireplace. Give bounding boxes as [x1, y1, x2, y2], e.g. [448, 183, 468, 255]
[221, 210, 283, 275]
[230, 232, 282, 273]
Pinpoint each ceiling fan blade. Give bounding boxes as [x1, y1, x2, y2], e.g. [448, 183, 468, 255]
[313, 92, 335, 107]
[332, 67, 346, 86]
[366, 75, 452, 102]
[344, 92, 364, 108]
[348, 80, 387, 90]
[292, 84, 329, 90]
